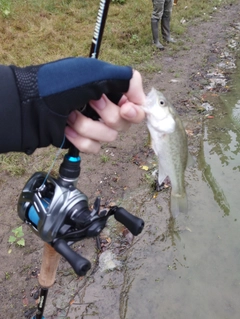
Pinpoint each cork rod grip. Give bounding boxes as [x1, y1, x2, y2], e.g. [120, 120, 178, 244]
[38, 243, 61, 288]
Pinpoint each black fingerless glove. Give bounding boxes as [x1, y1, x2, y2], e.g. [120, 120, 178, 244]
[0, 57, 132, 154]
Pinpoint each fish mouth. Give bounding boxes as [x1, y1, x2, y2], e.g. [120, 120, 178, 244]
[142, 106, 150, 114]
[143, 88, 160, 114]
[145, 90, 157, 106]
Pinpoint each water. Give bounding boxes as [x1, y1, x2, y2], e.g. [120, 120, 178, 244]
[121, 60, 240, 319]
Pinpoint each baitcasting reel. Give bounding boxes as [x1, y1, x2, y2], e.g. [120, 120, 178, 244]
[18, 152, 144, 277]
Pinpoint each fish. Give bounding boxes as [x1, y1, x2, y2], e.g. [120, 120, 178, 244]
[143, 88, 194, 218]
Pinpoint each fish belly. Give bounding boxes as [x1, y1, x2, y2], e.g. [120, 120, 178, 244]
[158, 135, 188, 218]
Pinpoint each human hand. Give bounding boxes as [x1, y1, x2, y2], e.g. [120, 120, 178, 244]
[65, 70, 146, 153]
[9, 57, 145, 154]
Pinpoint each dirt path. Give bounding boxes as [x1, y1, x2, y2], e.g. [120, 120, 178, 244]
[0, 2, 239, 318]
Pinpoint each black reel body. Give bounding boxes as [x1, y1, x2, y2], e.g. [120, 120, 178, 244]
[18, 172, 88, 242]
[18, 167, 144, 276]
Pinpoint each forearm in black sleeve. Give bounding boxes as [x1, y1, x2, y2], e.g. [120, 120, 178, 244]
[0, 58, 132, 155]
[0, 65, 22, 153]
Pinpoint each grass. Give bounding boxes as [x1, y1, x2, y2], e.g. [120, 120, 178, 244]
[0, 146, 64, 176]
[0, 0, 236, 66]
[100, 154, 110, 163]
[0, 0, 237, 175]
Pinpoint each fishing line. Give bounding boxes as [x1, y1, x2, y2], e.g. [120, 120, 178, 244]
[39, 0, 110, 191]
[39, 135, 66, 191]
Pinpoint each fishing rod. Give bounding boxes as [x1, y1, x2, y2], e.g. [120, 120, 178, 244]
[67, 0, 111, 157]
[89, 0, 110, 59]
[17, 1, 144, 319]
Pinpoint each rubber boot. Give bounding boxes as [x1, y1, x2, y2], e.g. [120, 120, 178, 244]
[151, 19, 164, 50]
[161, 17, 176, 43]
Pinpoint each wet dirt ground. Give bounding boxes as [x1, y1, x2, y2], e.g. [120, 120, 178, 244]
[0, 2, 240, 318]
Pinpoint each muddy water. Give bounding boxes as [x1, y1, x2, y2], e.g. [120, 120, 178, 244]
[120, 64, 240, 318]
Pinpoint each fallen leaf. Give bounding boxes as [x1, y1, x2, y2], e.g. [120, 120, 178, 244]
[22, 297, 28, 307]
[69, 299, 75, 305]
[185, 129, 194, 136]
[106, 237, 111, 243]
[108, 202, 116, 207]
[140, 165, 149, 171]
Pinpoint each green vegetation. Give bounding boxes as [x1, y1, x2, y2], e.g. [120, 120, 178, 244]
[0, 0, 11, 17]
[112, 0, 126, 4]
[0, 0, 236, 66]
[5, 271, 11, 280]
[0, 153, 28, 176]
[0, 146, 63, 176]
[8, 225, 25, 247]
[100, 154, 110, 163]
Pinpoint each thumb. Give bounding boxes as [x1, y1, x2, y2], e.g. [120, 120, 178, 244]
[120, 102, 145, 124]
[125, 70, 146, 106]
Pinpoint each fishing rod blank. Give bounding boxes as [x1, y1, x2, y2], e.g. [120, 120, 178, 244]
[89, 0, 110, 58]
[32, 1, 111, 318]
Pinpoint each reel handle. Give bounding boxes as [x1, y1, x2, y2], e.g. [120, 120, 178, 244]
[51, 207, 144, 277]
[53, 239, 91, 277]
[114, 207, 144, 236]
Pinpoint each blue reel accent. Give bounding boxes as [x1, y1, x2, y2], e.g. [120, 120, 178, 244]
[28, 199, 50, 226]
[32, 317, 45, 319]
[66, 155, 81, 162]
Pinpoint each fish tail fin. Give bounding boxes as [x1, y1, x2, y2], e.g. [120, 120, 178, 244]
[170, 192, 188, 218]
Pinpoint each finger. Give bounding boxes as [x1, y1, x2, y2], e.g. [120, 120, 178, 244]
[89, 95, 131, 131]
[125, 70, 146, 106]
[120, 102, 146, 124]
[67, 110, 118, 142]
[65, 126, 101, 154]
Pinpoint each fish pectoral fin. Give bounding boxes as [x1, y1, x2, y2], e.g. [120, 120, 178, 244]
[170, 192, 188, 218]
[187, 152, 195, 167]
[157, 165, 167, 185]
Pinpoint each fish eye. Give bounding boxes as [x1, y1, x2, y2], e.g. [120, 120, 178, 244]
[159, 99, 165, 106]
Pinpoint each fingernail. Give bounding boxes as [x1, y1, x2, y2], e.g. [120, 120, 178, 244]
[124, 106, 137, 118]
[90, 97, 106, 110]
[65, 126, 78, 138]
[68, 111, 77, 124]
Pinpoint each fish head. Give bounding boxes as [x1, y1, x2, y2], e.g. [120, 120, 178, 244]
[144, 88, 170, 118]
[143, 88, 175, 133]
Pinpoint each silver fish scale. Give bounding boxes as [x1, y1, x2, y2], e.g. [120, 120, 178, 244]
[144, 88, 192, 218]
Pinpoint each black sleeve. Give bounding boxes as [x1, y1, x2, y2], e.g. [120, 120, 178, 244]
[0, 65, 22, 153]
[0, 58, 132, 155]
